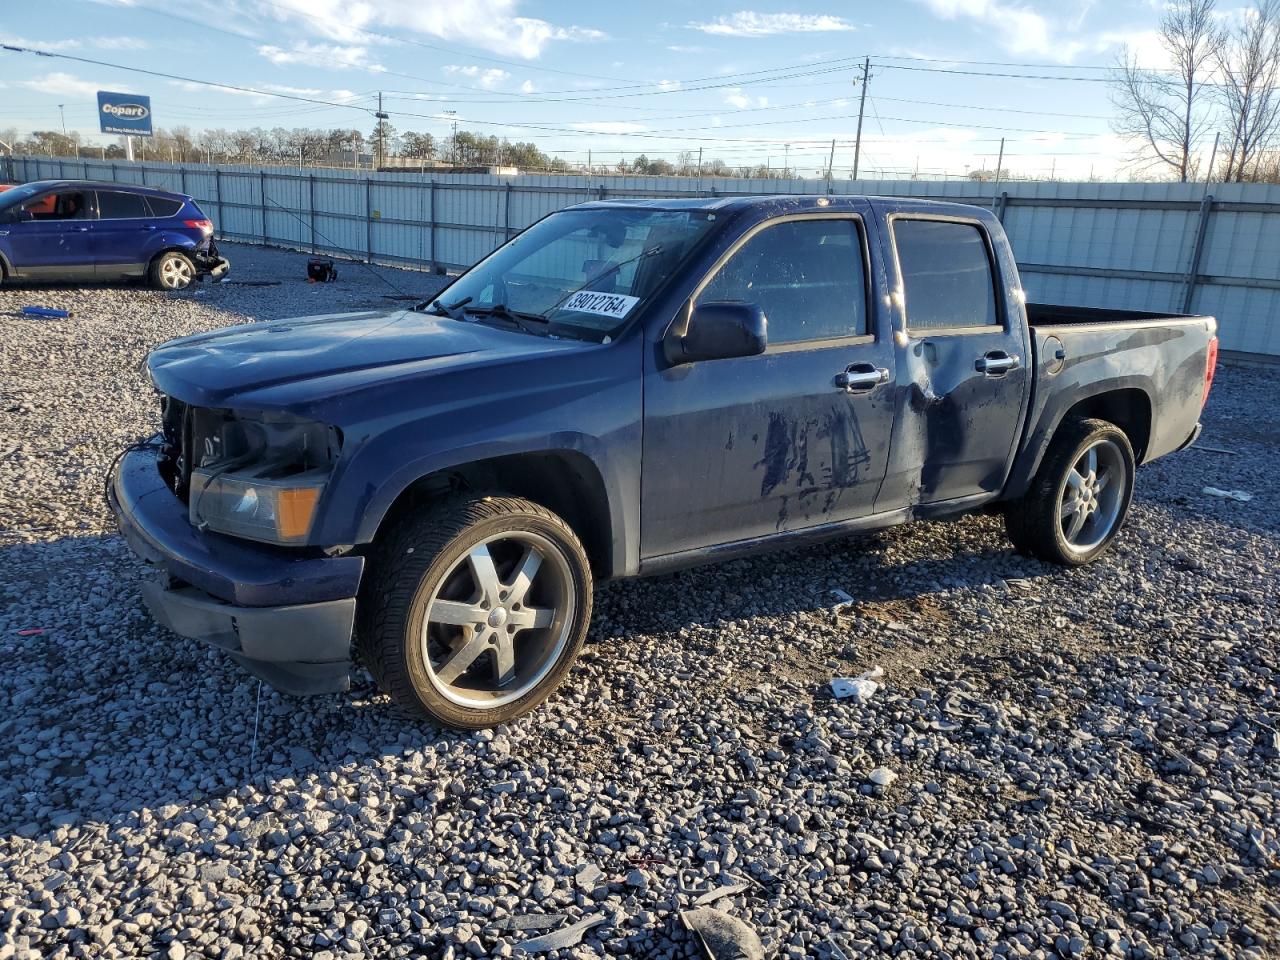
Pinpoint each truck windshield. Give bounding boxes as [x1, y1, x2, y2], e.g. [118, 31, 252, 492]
[426, 207, 719, 339]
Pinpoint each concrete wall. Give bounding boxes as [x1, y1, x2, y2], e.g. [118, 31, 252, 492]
[10, 155, 1280, 357]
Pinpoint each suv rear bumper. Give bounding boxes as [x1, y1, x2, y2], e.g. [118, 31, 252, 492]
[108, 444, 363, 695]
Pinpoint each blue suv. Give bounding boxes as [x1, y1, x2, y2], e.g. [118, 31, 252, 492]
[0, 180, 230, 289]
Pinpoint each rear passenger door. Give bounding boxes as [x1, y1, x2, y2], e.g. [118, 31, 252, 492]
[92, 190, 156, 275]
[641, 210, 897, 558]
[879, 213, 1030, 506]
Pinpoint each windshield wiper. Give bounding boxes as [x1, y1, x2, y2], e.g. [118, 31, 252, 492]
[418, 295, 472, 318]
[464, 304, 550, 336]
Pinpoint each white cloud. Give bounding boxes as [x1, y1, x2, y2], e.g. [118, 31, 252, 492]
[919, 0, 1055, 56]
[258, 41, 385, 71]
[443, 64, 510, 89]
[261, 83, 324, 96]
[18, 72, 102, 98]
[94, 36, 150, 50]
[723, 87, 769, 109]
[689, 12, 856, 36]
[249, 0, 604, 60]
[666, 44, 706, 53]
[568, 121, 648, 133]
[0, 34, 81, 51]
[520, 79, 539, 93]
[330, 88, 361, 101]
[657, 79, 682, 91]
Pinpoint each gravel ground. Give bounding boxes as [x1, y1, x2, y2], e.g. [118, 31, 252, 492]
[1, 241, 1278, 960]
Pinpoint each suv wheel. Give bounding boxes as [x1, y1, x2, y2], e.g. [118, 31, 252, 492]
[1004, 418, 1136, 566]
[149, 251, 195, 290]
[357, 495, 593, 729]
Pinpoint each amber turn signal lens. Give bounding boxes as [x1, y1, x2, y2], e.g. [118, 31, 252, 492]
[277, 486, 321, 540]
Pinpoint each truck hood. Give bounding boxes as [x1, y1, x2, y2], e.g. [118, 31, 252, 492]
[147, 308, 584, 408]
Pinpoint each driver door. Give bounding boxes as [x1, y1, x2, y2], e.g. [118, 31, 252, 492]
[3, 189, 95, 278]
[640, 210, 897, 559]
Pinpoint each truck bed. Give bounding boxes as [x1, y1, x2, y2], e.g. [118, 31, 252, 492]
[1026, 303, 1199, 326]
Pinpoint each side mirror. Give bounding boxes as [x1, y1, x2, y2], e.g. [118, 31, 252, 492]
[668, 301, 767, 364]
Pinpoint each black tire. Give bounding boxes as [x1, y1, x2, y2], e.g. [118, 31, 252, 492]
[1004, 418, 1136, 566]
[356, 495, 593, 729]
[148, 250, 196, 290]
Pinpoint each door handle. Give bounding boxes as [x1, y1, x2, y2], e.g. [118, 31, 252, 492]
[834, 362, 890, 394]
[976, 351, 1020, 376]
[73, 226, 91, 232]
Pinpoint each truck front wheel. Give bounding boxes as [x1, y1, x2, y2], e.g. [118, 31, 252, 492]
[356, 495, 593, 729]
[1004, 418, 1136, 566]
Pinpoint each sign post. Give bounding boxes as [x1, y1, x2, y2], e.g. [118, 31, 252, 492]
[97, 91, 152, 162]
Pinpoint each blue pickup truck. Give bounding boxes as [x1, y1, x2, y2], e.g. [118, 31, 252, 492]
[108, 195, 1218, 728]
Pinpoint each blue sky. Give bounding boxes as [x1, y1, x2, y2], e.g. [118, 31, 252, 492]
[0, 0, 1200, 180]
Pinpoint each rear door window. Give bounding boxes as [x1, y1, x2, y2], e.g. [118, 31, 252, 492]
[697, 218, 868, 344]
[146, 196, 184, 218]
[96, 191, 150, 219]
[893, 219, 999, 330]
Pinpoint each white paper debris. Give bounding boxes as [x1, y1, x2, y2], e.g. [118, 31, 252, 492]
[831, 666, 884, 700]
[868, 767, 897, 787]
[1203, 486, 1253, 502]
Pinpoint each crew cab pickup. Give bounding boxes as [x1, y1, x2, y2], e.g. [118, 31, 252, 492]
[108, 195, 1218, 728]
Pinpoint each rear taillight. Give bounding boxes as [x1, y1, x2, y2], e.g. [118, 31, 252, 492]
[184, 218, 213, 232]
[1202, 336, 1219, 407]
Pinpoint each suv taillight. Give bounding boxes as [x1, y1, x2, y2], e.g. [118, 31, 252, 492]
[184, 218, 213, 233]
[1202, 336, 1219, 408]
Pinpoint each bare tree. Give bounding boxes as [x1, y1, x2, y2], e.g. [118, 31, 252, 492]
[1217, 0, 1280, 180]
[1112, 0, 1223, 181]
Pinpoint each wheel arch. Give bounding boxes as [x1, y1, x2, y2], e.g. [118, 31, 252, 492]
[369, 449, 617, 579]
[1006, 383, 1154, 499]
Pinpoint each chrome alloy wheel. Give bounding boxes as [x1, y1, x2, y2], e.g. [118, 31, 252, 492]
[421, 531, 574, 708]
[1058, 438, 1126, 556]
[160, 256, 194, 289]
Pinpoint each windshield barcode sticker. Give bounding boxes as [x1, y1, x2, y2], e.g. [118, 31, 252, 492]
[557, 291, 640, 320]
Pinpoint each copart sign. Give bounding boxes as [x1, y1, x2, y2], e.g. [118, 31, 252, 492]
[97, 91, 153, 137]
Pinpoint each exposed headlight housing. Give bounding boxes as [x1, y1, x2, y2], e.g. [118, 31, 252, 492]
[187, 410, 340, 545]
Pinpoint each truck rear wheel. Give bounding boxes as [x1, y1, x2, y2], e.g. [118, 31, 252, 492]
[1003, 418, 1135, 566]
[356, 495, 593, 729]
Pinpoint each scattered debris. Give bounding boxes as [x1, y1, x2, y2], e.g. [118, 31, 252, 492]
[513, 913, 608, 953]
[681, 908, 766, 960]
[868, 767, 898, 787]
[692, 882, 750, 906]
[829, 588, 855, 612]
[573, 863, 604, 890]
[219, 280, 282, 287]
[831, 666, 883, 700]
[1192, 444, 1237, 455]
[1202, 486, 1253, 502]
[495, 913, 567, 932]
[20, 306, 70, 319]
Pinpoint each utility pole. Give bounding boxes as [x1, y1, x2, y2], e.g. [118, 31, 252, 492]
[697, 146, 703, 177]
[374, 92, 389, 171]
[784, 143, 790, 178]
[826, 138, 836, 192]
[852, 56, 870, 181]
[58, 104, 67, 141]
[990, 137, 1005, 210]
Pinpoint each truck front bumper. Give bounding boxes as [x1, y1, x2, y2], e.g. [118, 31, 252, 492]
[108, 444, 364, 695]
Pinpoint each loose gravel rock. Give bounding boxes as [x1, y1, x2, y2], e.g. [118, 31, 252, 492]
[1, 242, 1278, 959]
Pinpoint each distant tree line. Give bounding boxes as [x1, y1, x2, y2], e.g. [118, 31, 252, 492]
[0, 122, 812, 179]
